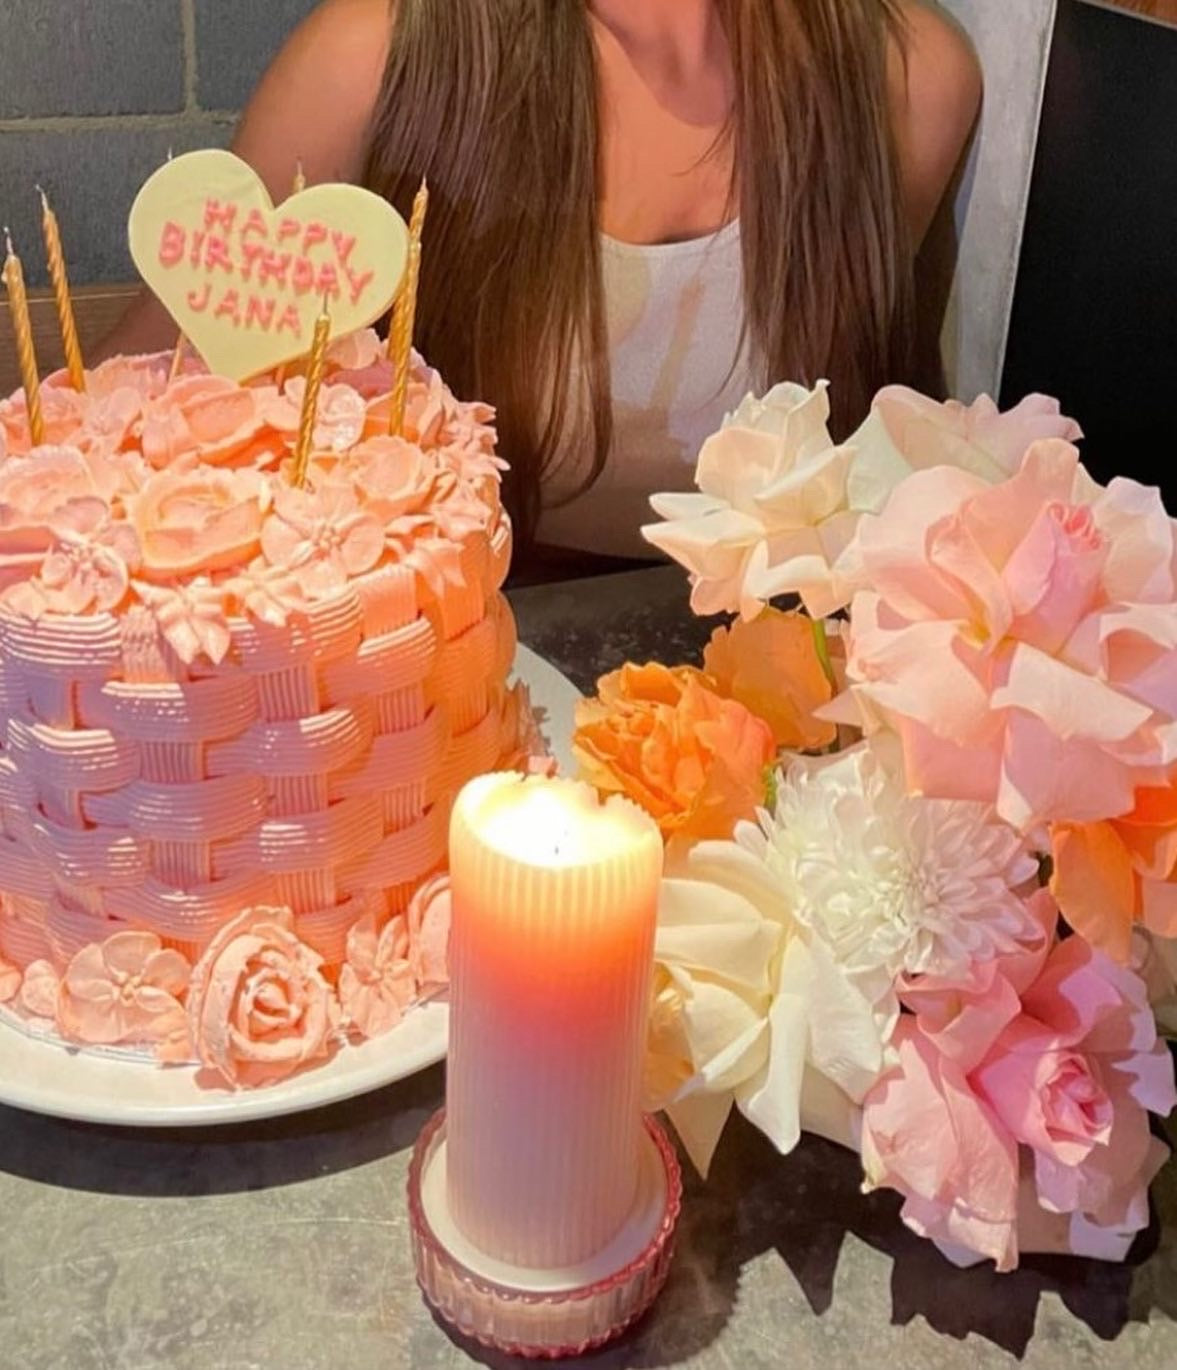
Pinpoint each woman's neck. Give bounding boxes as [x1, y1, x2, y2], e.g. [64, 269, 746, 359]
[590, 1, 724, 82]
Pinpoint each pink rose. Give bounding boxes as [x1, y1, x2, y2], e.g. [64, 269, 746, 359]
[848, 387, 1083, 514]
[139, 374, 278, 470]
[837, 441, 1177, 831]
[339, 911, 417, 1040]
[263, 379, 367, 455]
[863, 892, 1176, 1270]
[187, 906, 341, 1088]
[131, 466, 270, 580]
[407, 875, 452, 993]
[261, 483, 384, 598]
[0, 446, 120, 535]
[57, 931, 190, 1047]
[0, 381, 88, 452]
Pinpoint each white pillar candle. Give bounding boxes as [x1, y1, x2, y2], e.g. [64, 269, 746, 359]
[446, 773, 663, 1270]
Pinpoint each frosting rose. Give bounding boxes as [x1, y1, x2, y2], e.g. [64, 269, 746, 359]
[264, 379, 367, 455]
[573, 662, 775, 853]
[57, 931, 190, 1047]
[338, 435, 440, 523]
[833, 441, 1177, 831]
[702, 607, 836, 751]
[0, 445, 120, 540]
[339, 911, 416, 1040]
[187, 905, 341, 1088]
[407, 874, 452, 993]
[131, 466, 271, 580]
[138, 374, 278, 470]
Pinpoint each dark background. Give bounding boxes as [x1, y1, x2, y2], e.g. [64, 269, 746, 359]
[1001, 0, 1177, 502]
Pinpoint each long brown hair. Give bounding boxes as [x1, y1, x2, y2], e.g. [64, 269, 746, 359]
[364, 0, 914, 542]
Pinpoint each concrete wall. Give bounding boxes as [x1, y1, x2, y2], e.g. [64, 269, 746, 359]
[0, 0, 319, 286]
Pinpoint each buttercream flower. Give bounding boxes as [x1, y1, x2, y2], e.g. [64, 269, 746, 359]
[0, 445, 120, 533]
[407, 874, 451, 993]
[261, 483, 384, 598]
[133, 577, 231, 665]
[747, 739, 1042, 1012]
[187, 905, 340, 1088]
[862, 895, 1176, 1271]
[264, 378, 367, 454]
[573, 662, 775, 852]
[702, 607, 836, 751]
[833, 441, 1177, 831]
[31, 497, 141, 615]
[139, 374, 278, 469]
[642, 381, 861, 620]
[1052, 784, 1177, 962]
[647, 838, 883, 1174]
[19, 960, 61, 1020]
[224, 559, 306, 628]
[339, 435, 439, 523]
[325, 327, 384, 376]
[846, 387, 1083, 514]
[56, 931, 190, 1047]
[0, 382, 88, 452]
[131, 466, 271, 580]
[339, 911, 417, 1039]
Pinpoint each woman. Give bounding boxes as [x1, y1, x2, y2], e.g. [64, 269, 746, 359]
[108, 0, 980, 575]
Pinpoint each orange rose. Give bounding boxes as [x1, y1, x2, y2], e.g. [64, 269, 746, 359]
[131, 466, 270, 580]
[573, 661, 774, 852]
[1052, 785, 1177, 962]
[703, 607, 836, 751]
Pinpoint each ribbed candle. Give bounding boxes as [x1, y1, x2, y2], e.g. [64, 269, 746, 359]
[3, 232, 45, 447]
[446, 773, 663, 1271]
[39, 189, 85, 392]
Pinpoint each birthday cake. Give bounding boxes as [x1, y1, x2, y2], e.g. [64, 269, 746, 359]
[0, 330, 531, 1087]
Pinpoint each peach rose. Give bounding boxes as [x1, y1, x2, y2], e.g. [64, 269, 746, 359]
[57, 931, 190, 1047]
[339, 911, 417, 1040]
[131, 466, 270, 580]
[1052, 784, 1177, 962]
[264, 379, 367, 455]
[703, 607, 836, 751]
[187, 906, 341, 1088]
[139, 374, 278, 470]
[835, 441, 1177, 832]
[0, 381, 88, 452]
[407, 874, 452, 993]
[574, 662, 775, 852]
[0, 446, 120, 534]
[339, 435, 440, 523]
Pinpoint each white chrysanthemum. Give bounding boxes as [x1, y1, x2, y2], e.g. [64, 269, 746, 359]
[740, 739, 1040, 1005]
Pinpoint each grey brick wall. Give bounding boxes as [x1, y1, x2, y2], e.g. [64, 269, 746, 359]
[0, 0, 321, 286]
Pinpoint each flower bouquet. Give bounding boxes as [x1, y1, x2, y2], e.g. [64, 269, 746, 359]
[573, 381, 1177, 1271]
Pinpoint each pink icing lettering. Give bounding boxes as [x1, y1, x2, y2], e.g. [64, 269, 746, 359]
[240, 241, 267, 282]
[245, 295, 277, 332]
[214, 289, 242, 326]
[204, 198, 238, 234]
[258, 251, 291, 289]
[241, 209, 269, 241]
[302, 221, 328, 255]
[276, 305, 302, 338]
[204, 235, 235, 275]
[331, 231, 356, 266]
[314, 263, 341, 301]
[277, 218, 301, 244]
[291, 257, 316, 295]
[158, 221, 186, 268]
[187, 282, 212, 313]
[345, 267, 375, 306]
[188, 230, 207, 270]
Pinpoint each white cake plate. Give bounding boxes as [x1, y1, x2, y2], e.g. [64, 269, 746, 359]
[0, 644, 581, 1128]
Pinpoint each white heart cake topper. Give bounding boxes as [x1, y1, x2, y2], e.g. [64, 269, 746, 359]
[129, 149, 409, 381]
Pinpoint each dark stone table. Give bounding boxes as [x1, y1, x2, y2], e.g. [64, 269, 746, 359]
[1, 568, 1175, 1370]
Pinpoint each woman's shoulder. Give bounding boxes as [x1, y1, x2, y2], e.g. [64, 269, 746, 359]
[233, 0, 394, 192]
[888, 1, 983, 240]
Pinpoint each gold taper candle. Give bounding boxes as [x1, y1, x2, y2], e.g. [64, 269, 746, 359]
[292, 301, 332, 488]
[387, 178, 429, 435]
[37, 187, 85, 392]
[3, 230, 46, 447]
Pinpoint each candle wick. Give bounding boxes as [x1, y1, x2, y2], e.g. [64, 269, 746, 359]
[35, 185, 48, 211]
[3, 226, 13, 260]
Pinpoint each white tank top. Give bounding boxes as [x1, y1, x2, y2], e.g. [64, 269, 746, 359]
[536, 220, 756, 559]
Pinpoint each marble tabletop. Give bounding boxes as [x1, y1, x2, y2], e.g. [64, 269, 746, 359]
[2, 567, 1175, 1370]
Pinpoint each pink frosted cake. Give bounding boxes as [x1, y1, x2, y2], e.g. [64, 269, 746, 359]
[0, 331, 532, 1088]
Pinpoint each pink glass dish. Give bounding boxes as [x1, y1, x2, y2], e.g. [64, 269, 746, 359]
[407, 1109, 683, 1359]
